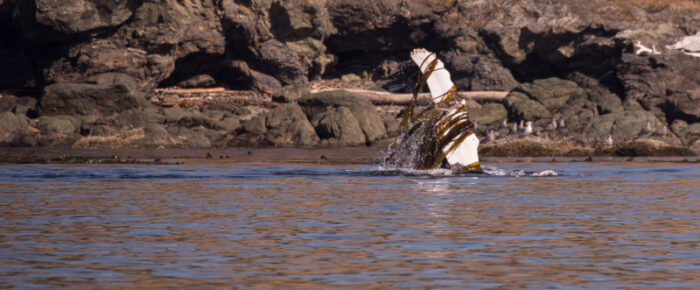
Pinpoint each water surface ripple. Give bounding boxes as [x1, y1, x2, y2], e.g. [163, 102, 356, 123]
[1, 161, 699, 288]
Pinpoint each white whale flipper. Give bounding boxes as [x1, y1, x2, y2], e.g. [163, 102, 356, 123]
[410, 48, 454, 103]
[444, 133, 480, 170]
[410, 48, 480, 171]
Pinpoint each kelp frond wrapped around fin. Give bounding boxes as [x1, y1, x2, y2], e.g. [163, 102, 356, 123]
[388, 48, 481, 173]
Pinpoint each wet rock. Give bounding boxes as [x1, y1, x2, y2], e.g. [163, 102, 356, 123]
[217, 117, 241, 132]
[312, 106, 365, 145]
[479, 137, 593, 157]
[264, 103, 319, 147]
[299, 90, 387, 144]
[242, 116, 267, 136]
[611, 139, 694, 157]
[166, 125, 212, 149]
[138, 123, 177, 149]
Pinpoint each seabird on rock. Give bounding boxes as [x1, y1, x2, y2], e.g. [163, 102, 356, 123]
[520, 121, 533, 136]
[666, 33, 700, 58]
[559, 118, 566, 128]
[501, 119, 508, 128]
[546, 118, 558, 131]
[604, 135, 613, 146]
[635, 41, 661, 56]
[511, 122, 518, 135]
[518, 120, 524, 130]
[487, 130, 497, 142]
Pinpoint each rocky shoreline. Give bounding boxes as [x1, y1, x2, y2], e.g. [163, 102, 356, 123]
[1, 0, 699, 157]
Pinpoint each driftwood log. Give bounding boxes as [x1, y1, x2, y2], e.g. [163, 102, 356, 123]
[309, 88, 508, 105]
[151, 87, 508, 107]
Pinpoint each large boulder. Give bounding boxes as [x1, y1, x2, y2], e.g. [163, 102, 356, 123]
[514, 78, 586, 112]
[311, 106, 365, 145]
[0, 111, 30, 145]
[470, 103, 508, 125]
[40, 73, 143, 116]
[503, 92, 552, 121]
[444, 52, 518, 91]
[33, 0, 134, 34]
[264, 103, 319, 146]
[298, 90, 387, 144]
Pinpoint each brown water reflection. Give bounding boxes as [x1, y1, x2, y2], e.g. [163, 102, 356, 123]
[1, 159, 699, 288]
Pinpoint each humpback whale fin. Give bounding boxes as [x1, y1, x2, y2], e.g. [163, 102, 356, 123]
[410, 48, 454, 103]
[410, 48, 481, 173]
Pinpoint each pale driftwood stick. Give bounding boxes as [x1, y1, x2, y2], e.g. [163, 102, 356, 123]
[155, 87, 227, 94]
[308, 88, 508, 105]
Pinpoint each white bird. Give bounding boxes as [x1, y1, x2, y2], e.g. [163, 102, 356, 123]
[520, 121, 533, 136]
[501, 119, 508, 128]
[511, 122, 518, 134]
[635, 41, 661, 56]
[518, 120, 524, 130]
[559, 118, 566, 128]
[604, 135, 613, 146]
[666, 33, 700, 58]
[487, 130, 497, 141]
[546, 118, 558, 131]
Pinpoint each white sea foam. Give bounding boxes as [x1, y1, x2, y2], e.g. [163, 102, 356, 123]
[482, 166, 558, 177]
[371, 166, 454, 177]
[531, 170, 558, 177]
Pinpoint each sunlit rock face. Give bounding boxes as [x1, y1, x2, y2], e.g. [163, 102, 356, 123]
[0, 0, 698, 151]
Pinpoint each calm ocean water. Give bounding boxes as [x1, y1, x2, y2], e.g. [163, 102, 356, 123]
[1, 152, 699, 288]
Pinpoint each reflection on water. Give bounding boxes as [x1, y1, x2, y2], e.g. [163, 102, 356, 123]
[1, 160, 699, 288]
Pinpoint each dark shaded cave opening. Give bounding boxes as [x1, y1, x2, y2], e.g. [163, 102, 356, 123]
[158, 53, 256, 90]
